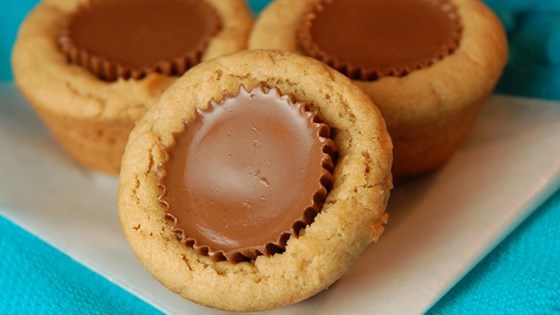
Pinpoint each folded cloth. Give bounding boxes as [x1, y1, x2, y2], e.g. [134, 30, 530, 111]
[483, 0, 560, 100]
[515, 13, 560, 66]
[484, 0, 560, 14]
[492, 10, 516, 35]
[496, 49, 560, 112]
[533, 0, 560, 12]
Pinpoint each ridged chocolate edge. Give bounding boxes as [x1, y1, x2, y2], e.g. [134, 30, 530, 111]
[157, 84, 337, 264]
[58, 0, 222, 82]
[298, 0, 463, 81]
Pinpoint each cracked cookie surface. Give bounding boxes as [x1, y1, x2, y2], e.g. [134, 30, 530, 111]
[117, 50, 392, 311]
[12, 0, 252, 173]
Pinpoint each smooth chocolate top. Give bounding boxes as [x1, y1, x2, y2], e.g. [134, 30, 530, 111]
[60, 0, 221, 80]
[159, 86, 335, 263]
[299, 0, 462, 80]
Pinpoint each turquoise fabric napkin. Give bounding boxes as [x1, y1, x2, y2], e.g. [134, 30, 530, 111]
[484, 0, 560, 99]
[429, 190, 560, 314]
[1, 0, 559, 314]
[0, 216, 159, 315]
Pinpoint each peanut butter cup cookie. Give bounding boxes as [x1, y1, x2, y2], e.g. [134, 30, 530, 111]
[12, 0, 252, 174]
[118, 50, 392, 311]
[250, 0, 508, 178]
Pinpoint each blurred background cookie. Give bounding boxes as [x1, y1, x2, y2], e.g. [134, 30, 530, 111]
[250, 0, 508, 178]
[11, 0, 252, 174]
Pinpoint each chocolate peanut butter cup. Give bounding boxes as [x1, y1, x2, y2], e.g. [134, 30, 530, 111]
[298, 0, 463, 80]
[118, 50, 394, 310]
[250, 0, 507, 179]
[59, 0, 222, 81]
[158, 85, 336, 263]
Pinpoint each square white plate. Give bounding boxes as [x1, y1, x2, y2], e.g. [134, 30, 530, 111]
[1, 83, 559, 315]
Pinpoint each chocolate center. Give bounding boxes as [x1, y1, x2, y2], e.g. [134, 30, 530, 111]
[299, 0, 462, 80]
[60, 0, 221, 80]
[159, 86, 334, 263]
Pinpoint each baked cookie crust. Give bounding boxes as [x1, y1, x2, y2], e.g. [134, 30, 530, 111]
[117, 50, 392, 311]
[249, 0, 508, 178]
[12, 0, 253, 174]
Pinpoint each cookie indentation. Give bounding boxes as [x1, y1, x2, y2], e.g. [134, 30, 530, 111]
[59, 0, 222, 81]
[299, 0, 462, 80]
[158, 85, 336, 263]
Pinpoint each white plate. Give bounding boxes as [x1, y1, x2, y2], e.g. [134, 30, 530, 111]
[1, 83, 559, 315]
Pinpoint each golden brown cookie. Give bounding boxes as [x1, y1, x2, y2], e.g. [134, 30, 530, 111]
[12, 0, 252, 174]
[249, 0, 508, 179]
[117, 50, 392, 311]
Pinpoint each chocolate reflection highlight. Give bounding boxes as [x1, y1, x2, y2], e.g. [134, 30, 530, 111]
[158, 85, 336, 263]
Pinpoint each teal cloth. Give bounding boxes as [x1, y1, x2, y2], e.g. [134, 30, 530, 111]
[429, 190, 560, 314]
[0, 216, 160, 315]
[0, 1, 37, 82]
[1, 0, 560, 314]
[484, 0, 560, 99]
